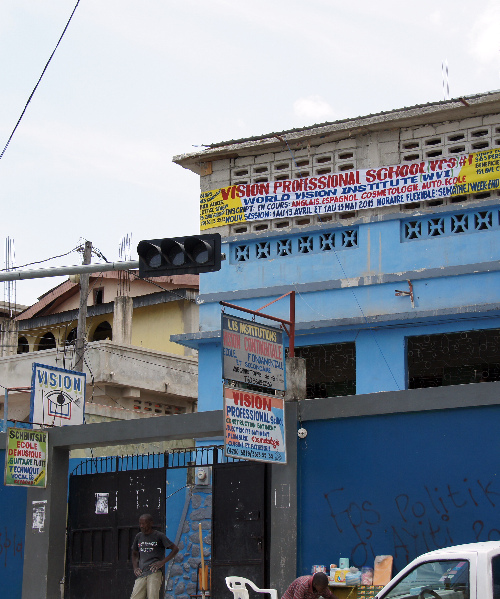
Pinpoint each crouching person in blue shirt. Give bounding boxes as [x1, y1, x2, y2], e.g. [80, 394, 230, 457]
[131, 513, 179, 599]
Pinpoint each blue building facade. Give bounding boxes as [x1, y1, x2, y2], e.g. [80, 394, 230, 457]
[172, 91, 500, 583]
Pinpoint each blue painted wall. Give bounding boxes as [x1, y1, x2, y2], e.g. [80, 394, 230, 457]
[200, 209, 500, 300]
[198, 314, 500, 409]
[297, 405, 500, 576]
[0, 449, 27, 599]
[198, 342, 224, 412]
[194, 206, 500, 411]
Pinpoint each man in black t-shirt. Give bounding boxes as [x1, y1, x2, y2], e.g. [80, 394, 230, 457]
[130, 514, 179, 599]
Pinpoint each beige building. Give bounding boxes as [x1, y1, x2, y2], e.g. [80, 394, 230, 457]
[0, 271, 199, 438]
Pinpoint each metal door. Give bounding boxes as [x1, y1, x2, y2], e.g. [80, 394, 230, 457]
[211, 461, 268, 599]
[66, 467, 166, 599]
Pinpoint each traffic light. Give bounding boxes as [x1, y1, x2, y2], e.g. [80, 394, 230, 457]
[137, 234, 221, 277]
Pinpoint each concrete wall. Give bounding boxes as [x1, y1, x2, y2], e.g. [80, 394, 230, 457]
[0, 340, 198, 422]
[132, 301, 198, 356]
[5, 382, 499, 599]
[194, 112, 500, 237]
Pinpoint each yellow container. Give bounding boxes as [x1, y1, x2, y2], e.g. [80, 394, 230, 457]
[334, 569, 349, 584]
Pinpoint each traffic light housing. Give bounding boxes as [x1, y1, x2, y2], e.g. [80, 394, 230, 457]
[137, 234, 221, 277]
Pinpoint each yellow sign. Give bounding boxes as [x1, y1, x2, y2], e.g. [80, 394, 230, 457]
[5, 428, 47, 488]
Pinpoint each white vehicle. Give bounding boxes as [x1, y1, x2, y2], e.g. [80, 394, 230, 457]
[375, 541, 500, 599]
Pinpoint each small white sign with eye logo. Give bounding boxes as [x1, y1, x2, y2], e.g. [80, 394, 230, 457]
[30, 363, 86, 428]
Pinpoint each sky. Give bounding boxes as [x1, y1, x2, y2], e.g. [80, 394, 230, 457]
[1, 0, 500, 305]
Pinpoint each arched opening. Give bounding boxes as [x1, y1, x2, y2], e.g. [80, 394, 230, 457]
[66, 328, 77, 346]
[17, 336, 29, 354]
[37, 332, 56, 351]
[92, 321, 112, 342]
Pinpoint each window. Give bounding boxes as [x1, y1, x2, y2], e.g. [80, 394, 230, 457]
[94, 288, 104, 305]
[294, 343, 356, 398]
[408, 329, 500, 389]
[37, 332, 56, 351]
[66, 328, 77, 346]
[17, 336, 29, 354]
[232, 227, 358, 262]
[92, 321, 112, 341]
[385, 559, 469, 599]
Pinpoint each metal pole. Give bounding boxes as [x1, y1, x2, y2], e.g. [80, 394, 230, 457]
[220, 292, 296, 356]
[3, 388, 8, 433]
[74, 242, 92, 372]
[0, 260, 139, 282]
[198, 523, 206, 598]
[219, 300, 292, 328]
[289, 291, 295, 357]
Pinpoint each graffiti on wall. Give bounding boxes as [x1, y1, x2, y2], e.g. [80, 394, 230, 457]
[324, 476, 500, 571]
[0, 527, 24, 568]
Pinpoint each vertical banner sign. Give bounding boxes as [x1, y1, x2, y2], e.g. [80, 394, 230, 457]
[30, 363, 86, 428]
[222, 314, 285, 391]
[224, 386, 286, 464]
[5, 428, 47, 488]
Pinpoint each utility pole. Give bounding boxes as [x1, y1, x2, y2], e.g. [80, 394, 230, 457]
[74, 241, 92, 373]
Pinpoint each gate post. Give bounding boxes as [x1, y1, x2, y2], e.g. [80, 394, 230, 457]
[269, 401, 298, 596]
[22, 445, 69, 599]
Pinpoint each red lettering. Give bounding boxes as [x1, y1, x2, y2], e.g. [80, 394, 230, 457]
[366, 169, 376, 183]
[307, 177, 318, 190]
[223, 331, 241, 349]
[232, 391, 272, 411]
[221, 186, 237, 202]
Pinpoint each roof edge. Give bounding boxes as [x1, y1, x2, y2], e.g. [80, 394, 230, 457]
[173, 90, 500, 172]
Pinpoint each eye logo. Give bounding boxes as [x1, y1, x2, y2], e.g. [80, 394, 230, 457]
[46, 390, 74, 419]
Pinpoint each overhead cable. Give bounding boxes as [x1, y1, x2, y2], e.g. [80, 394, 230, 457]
[0, 0, 81, 161]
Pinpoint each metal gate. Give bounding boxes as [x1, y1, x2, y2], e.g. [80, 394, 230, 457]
[66, 449, 269, 599]
[66, 460, 166, 599]
[211, 461, 269, 599]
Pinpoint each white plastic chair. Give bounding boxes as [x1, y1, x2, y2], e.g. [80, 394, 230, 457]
[225, 577, 278, 599]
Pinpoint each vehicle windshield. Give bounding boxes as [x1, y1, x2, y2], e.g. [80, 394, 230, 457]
[493, 554, 500, 599]
[383, 559, 469, 599]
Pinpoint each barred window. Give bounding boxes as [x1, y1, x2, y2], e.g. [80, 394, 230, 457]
[407, 329, 500, 389]
[294, 343, 356, 398]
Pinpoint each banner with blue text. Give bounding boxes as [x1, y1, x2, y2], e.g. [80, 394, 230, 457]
[224, 386, 286, 464]
[200, 148, 500, 229]
[30, 363, 86, 428]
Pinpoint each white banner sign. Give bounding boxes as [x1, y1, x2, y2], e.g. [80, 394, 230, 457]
[30, 363, 86, 427]
[200, 148, 500, 229]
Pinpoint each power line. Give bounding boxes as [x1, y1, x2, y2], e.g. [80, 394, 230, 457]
[0, 0, 81, 161]
[0, 246, 80, 272]
[128, 270, 198, 304]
